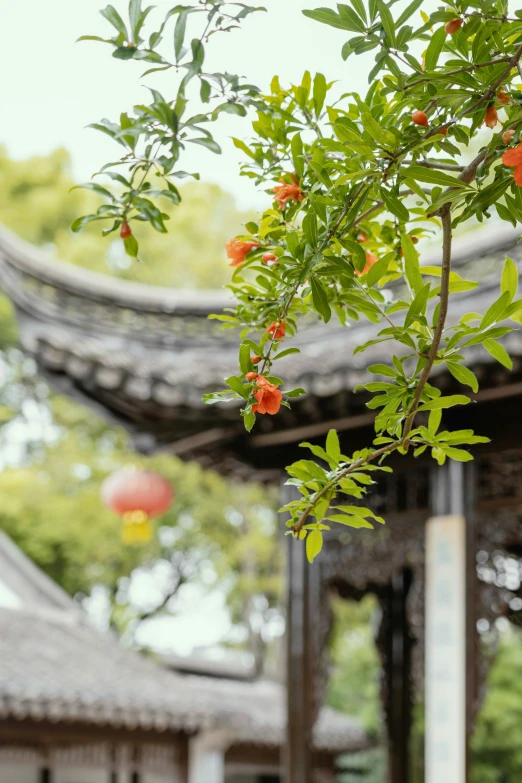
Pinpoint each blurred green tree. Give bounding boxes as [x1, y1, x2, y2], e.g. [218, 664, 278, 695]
[0, 146, 275, 658]
[0, 144, 252, 288]
[471, 629, 522, 783]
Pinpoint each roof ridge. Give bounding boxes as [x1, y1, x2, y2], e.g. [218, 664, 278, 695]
[0, 531, 81, 617]
[0, 224, 232, 314]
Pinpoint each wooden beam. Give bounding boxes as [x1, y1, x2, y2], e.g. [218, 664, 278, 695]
[251, 411, 375, 448]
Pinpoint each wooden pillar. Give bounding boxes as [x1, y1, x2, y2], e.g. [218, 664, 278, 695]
[283, 484, 317, 783]
[377, 570, 413, 783]
[427, 460, 476, 783]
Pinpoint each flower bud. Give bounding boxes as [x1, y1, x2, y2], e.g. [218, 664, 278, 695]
[445, 18, 463, 34]
[412, 110, 428, 127]
[120, 222, 132, 239]
[484, 106, 499, 129]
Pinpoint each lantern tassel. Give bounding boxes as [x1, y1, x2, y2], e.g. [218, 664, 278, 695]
[122, 510, 153, 544]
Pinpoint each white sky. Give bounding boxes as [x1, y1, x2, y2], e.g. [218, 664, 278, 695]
[0, 0, 383, 210]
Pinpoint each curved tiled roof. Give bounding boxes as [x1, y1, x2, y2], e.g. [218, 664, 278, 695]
[0, 609, 367, 752]
[0, 533, 367, 753]
[1, 223, 521, 464]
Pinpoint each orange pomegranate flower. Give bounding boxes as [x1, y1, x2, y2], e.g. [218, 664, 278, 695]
[225, 238, 259, 267]
[266, 320, 286, 340]
[355, 252, 378, 277]
[502, 144, 522, 185]
[484, 107, 499, 129]
[273, 179, 305, 209]
[503, 129, 516, 145]
[252, 376, 283, 415]
[497, 90, 511, 106]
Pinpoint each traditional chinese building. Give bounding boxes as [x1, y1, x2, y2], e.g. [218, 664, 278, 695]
[0, 529, 367, 783]
[2, 222, 522, 782]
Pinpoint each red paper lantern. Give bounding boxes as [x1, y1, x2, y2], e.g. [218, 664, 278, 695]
[101, 468, 174, 544]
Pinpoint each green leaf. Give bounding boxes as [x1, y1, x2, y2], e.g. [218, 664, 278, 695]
[361, 113, 396, 149]
[243, 411, 256, 432]
[501, 257, 518, 303]
[446, 362, 479, 393]
[417, 394, 470, 412]
[347, 0, 367, 22]
[306, 529, 323, 563]
[483, 339, 513, 370]
[376, 0, 396, 46]
[396, 0, 423, 27]
[100, 4, 129, 38]
[239, 343, 253, 375]
[428, 408, 442, 435]
[310, 277, 332, 322]
[291, 133, 304, 177]
[401, 235, 423, 294]
[129, 0, 154, 41]
[226, 375, 250, 399]
[380, 188, 409, 221]
[424, 25, 447, 71]
[497, 202, 517, 227]
[337, 3, 366, 31]
[341, 239, 366, 272]
[71, 214, 106, 232]
[232, 137, 256, 159]
[326, 429, 341, 464]
[123, 234, 139, 258]
[367, 256, 390, 287]
[368, 364, 397, 377]
[402, 167, 470, 189]
[302, 214, 318, 247]
[405, 283, 430, 327]
[274, 347, 301, 359]
[443, 447, 473, 462]
[300, 442, 331, 463]
[174, 9, 188, 61]
[326, 514, 374, 528]
[189, 137, 222, 154]
[302, 7, 350, 29]
[480, 291, 510, 330]
[313, 72, 327, 117]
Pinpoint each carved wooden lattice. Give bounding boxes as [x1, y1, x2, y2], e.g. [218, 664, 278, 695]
[310, 452, 522, 744]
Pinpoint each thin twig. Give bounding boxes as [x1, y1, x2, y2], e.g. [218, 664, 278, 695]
[402, 206, 452, 440]
[405, 56, 511, 90]
[417, 160, 466, 172]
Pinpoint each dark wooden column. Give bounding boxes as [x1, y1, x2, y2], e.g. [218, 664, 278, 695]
[283, 484, 317, 783]
[377, 570, 413, 783]
[430, 460, 476, 783]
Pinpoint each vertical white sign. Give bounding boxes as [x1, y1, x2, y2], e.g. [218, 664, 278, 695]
[425, 514, 466, 783]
